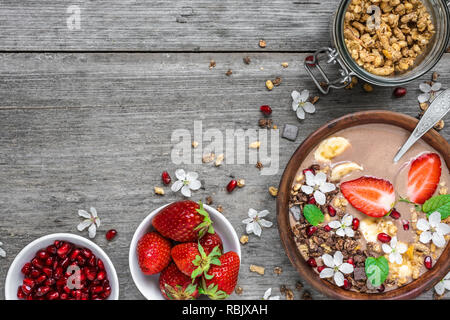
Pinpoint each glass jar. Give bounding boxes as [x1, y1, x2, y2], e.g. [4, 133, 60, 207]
[306, 0, 450, 94]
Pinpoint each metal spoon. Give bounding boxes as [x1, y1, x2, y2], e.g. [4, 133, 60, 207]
[394, 88, 450, 163]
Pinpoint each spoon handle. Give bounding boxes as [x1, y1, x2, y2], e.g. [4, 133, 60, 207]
[394, 89, 450, 163]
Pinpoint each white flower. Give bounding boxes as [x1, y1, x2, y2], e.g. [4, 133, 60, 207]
[417, 212, 450, 248]
[319, 251, 354, 287]
[77, 207, 101, 239]
[0, 241, 6, 258]
[242, 208, 273, 237]
[434, 272, 450, 296]
[291, 89, 316, 120]
[262, 288, 280, 300]
[171, 169, 201, 197]
[301, 171, 336, 205]
[328, 214, 354, 238]
[418, 82, 442, 103]
[382, 236, 407, 264]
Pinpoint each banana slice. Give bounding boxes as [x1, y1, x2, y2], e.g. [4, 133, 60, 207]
[314, 137, 351, 163]
[330, 162, 363, 181]
[359, 219, 379, 243]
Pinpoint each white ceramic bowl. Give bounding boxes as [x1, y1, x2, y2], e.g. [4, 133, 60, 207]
[5, 233, 119, 300]
[129, 203, 241, 300]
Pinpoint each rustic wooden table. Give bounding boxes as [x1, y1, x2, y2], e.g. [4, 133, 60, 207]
[0, 0, 448, 300]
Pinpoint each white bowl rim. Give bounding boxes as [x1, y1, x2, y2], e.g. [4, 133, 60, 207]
[5, 232, 119, 300]
[129, 203, 241, 300]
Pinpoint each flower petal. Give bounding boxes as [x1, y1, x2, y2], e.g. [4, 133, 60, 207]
[429, 211, 442, 227]
[432, 232, 446, 248]
[291, 90, 300, 102]
[253, 222, 262, 237]
[77, 220, 92, 231]
[339, 263, 354, 274]
[301, 185, 314, 195]
[258, 210, 270, 218]
[186, 171, 198, 181]
[263, 288, 272, 300]
[313, 190, 326, 205]
[397, 242, 407, 254]
[299, 89, 310, 102]
[342, 214, 353, 227]
[175, 169, 186, 181]
[436, 222, 450, 236]
[248, 208, 258, 218]
[334, 251, 343, 266]
[431, 82, 442, 91]
[328, 221, 341, 229]
[246, 222, 255, 234]
[188, 179, 201, 190]
[320, 268, 334, 278]
[292, 100, 299, 111]
[78, 210, 90, 218]
[382, 244, 393, 254]
[296, 107, 305, 120]
[334, 271, 345, 287]
[418, 92, 431, 103]
[336, 228, 346, 237]
[303, 102, 316, 114]
[434, 281, 445, 295]
[171, 180, 183, 192]
[259, 219, 273, 228]
[416, 219, 430, 232]
[90, 207, 98, 218]
[181, 185, 192, 197]
[0, 247, 6, 258]
[444, 279, 450, 290]
[320, 182, 336, 193]
[344, 227, 354, 238]
[242, 218, 253, 224]
[314, 172, 327, 185]
[394, 252, 403, 265]
[305, 171, 315, 186]
[94, 217, 101, 228]
[322, 254, 334, 268]
[419, 82, 431, 93]
[88, 223, 97, 239]
[419, 231, 432, 244]
[390, 236, 397, 248]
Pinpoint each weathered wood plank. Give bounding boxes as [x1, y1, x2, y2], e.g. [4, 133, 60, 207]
[0, 0, 336, 51]
[0, 52, 448, 300]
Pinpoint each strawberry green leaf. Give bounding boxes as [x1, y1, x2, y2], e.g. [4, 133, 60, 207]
[422, 195, 450, 219]
[195, 201, 214, 238]
[399, 197, 422, 211]
[365, 256, 389, 287]
[303, 204, 324, 226]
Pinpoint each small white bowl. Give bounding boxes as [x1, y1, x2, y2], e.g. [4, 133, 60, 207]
[5, 233, 119, 300]
[129, 203, 241, 300]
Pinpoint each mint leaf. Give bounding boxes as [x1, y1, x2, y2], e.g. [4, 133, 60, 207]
[365, 256, 389, 287]
[303, 204, 324, 226]
[422, 194, 450, 219]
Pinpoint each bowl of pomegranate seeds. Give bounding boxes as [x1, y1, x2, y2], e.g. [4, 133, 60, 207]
[5, 233, 119, 300]
[129, 200, 241, 300]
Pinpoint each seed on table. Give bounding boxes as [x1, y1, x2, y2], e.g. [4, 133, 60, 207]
[206, 196, 213, 205]
[259, 39, 266, 48]
[240, 235, 248, 245]
[105, 229, 117, 241]
[235, 286, 243, 295]
[420, 102, 429, 111]
[434, 120, 444, 131]
[191, 141, 199, 148]
[161, 171, 171, 185]
[216, 205, 224, 213]
[154, 186, 165, 195]
[249, 141, 261, 149]
[202, 153, 215, 163]
[274, 266, 283, 275]
[214, 153, 224, 166]
[393, 87, 407, 98]
[272, 77, 282, 86]
[227, 180, 237, 192]
[237, 179, 245, 187]
[269, 186, 278, 197]
[265, 80, 274, 90]
[243, 56, 251, 64]
[225, 69, 232, 76]
[209, 60, 216, 69]
[295, 281, 303, 291]
[281, 62, 289, 68]
[260, 105, 272, 116]
[363, 83, 373, 92]
[310, 96, 319, 104]
[249, 264, 265, 275]
[255, 161, 263, 170]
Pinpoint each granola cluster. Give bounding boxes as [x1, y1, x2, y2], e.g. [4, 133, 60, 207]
[344, 0, 435, 76]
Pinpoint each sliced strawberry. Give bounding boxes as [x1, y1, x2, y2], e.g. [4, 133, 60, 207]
[407, 153, 441, 204]
[340, 176, 396, 218]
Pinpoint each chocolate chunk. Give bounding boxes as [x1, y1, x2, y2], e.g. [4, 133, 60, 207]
[282, 124, 299, 141]
[354, 267, 367, 281]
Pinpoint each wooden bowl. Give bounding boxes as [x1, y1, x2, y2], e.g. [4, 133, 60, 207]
[276, 110, 450, 300]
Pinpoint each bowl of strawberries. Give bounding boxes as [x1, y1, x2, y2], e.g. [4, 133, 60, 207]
[129, 200, 241, 300]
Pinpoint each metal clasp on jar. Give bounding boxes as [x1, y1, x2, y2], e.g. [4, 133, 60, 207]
[304, 47, 354, 95]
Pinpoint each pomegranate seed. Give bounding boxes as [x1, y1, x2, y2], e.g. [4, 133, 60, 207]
[36, 250, 48, 260]
[106, 229, 117, 241]
[307, 258, 317, 268]
[31, 257, 43, 269]
[17, 286, 25, 299]
[44, 257, 53, 266]
[307, 197, 316, 204]
[47, 291, 59, 300]
[347, 258, 355, 266]
[57, 243, 71, 257]
[327, 205, 336, 217]
[30, 268, 40, 278]
[77, 255, 86, 266]
[60, 257, 70, 269]
[54, 267, 63, 279]
[377, 284, 385, 292]
[97, 259, 105, 270]
[305, 55, 316, 67]
[23, 278, 35, 289]
[260, 105, 272, 116]
[21, 263, 32, 275]
[46, 245, 57, 255]
[21, 284, 33, 296]
[402, 220, 410, 231]
[90, 285, 104, 294]
[54, 240, 61, 248]
[42, 267, 53, 277]
[377, 233, 391, 243]
[324, 225, 332, 232]
[307, 226, 317, 236]
[343, 279, 351, 290]
[390, 209, 401, 219]
[352, 218, 360, 230]
[85, 268, 97, 281]
[60, 293, 69, 300]
[69, 248, 81, 261]
[36, 274, 47, 285]
[317, 266, 325, 272]
[36, 285, 51, 297]
[82, 248, 93, 259]
[87, 255, 96, 267]
[97, 270, 107, 281]
[103, 285, 112, 299]
[424, 256, 432, 269]
[161, 171, 171, 185]
[45, 278, 56, 286]
[393, 87, 407, 98]
[227, 180, 237, 192]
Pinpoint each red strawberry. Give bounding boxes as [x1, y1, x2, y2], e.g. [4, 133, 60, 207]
[407, 153, 441, 204]
[199, 232, 223, 255]
[159, 263, 199, 300]
[201, 251, 240, 299]
[153, 200, 214, 242]
[137, 232, 171, 275]
[340, 176, 396, 218]
[171, 242, 221, 280]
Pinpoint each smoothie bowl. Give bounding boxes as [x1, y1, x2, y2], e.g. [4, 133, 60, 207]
[277, 111, 450, 299]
